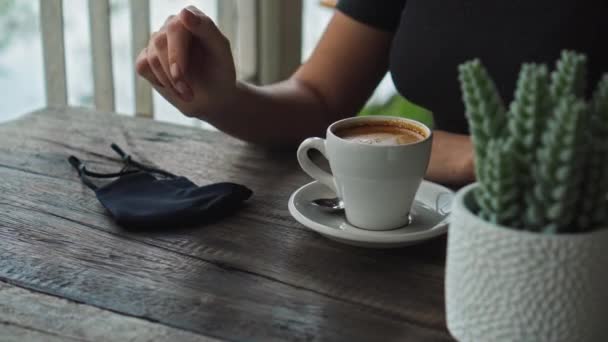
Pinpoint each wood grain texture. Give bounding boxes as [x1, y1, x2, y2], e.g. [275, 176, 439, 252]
[0, 107, 454, 341]
[0, 281, 216, 342]
[1, 324, 75, 342]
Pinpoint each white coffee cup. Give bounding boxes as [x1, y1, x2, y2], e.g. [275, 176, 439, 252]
[297, 116, 433, 230]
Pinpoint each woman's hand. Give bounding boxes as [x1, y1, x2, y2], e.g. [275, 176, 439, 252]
[133, 9, 396, 146]
[135, 6, 237, 118]
[426, 130, 476, 186]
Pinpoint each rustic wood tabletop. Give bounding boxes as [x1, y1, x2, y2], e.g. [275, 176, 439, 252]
[0, 107, 453, 341]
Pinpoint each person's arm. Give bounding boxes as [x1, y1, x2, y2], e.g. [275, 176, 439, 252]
[136, 6, 391, 146]
[136, 6, 475, 185]
[427, 131, 475, 186]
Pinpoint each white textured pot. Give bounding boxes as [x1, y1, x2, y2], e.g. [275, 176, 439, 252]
[446, 183, 608, 342]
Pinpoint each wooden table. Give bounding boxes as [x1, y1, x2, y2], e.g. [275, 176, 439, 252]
[0, 107, 453, 341]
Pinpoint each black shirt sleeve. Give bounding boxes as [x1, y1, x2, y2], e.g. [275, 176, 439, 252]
[336, 0, 407, 32]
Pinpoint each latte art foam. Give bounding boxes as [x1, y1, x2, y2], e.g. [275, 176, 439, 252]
[335, 123, 425, 146]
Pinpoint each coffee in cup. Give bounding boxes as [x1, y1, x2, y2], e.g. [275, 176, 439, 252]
[334, 120, 426, 146]
[297, 116, 432, 231]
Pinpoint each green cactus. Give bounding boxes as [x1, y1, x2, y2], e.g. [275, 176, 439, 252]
[460, 50, 608, 233]
[510, 64, 552, 152]
[508, 64, 551, 229]
[459, 60, 506, 187]
[477, 139, 521, 226]
[534, 96, 588, 233]
[579, 75, 608, 229]
[550, 51, 587, 102]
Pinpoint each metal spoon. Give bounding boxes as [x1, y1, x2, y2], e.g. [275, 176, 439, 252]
[311, 197, 345, 213]
[311, 197, 415, 226]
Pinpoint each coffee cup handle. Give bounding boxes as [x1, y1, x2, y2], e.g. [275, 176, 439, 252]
[297, 137, 337, 193]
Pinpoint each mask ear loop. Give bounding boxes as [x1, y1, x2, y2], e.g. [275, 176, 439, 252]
[68, 156, 140, 190]
[68, 156, 99, 190]
[68, 144, 177, 190]
[110, 143, 177, 178]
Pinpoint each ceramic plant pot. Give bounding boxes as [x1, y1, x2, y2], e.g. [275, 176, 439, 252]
[445, 183, 608, 342]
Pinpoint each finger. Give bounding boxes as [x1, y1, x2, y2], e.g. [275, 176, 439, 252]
[151, 79, 183, 108]
[151, 31, 193, 102]
[146, 33, 173, 89]
[166, 16, 191, 78]
[152, 32, 172, 81]
[166, 17, 193, 100]
[135, 48, 162, 88]
[178, 6, 228, 55]
[163, 15, 175, 28]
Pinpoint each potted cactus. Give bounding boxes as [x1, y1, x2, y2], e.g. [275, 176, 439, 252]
[445, 51, 608, 342]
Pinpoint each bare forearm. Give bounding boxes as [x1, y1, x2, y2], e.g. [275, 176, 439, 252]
[426, 130, 476, 186]
[200, 12, 390, 147]
[204, 79, 340, 147]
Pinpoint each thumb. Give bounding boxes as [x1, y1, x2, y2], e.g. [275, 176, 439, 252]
[178, 6, 229, 57]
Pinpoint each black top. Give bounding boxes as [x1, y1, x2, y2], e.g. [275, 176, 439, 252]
[337, 0, 608, 134]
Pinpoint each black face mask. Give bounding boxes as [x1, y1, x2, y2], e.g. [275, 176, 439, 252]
[68, 144, 252, 230]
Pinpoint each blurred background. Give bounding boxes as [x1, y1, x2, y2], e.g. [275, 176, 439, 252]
[0, 0, 430, 127]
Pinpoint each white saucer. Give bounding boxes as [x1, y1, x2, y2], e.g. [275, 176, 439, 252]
[288, 180, 454, 248]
